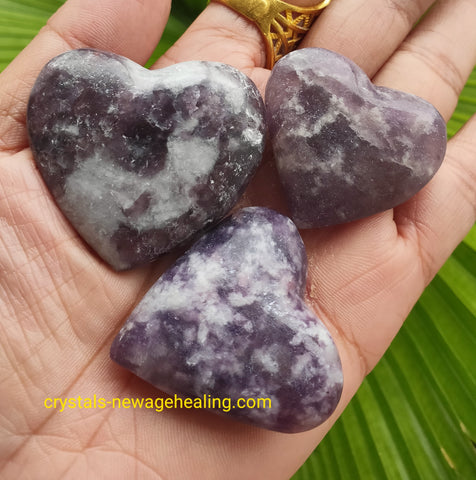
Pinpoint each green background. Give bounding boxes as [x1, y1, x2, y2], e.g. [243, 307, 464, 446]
[1, 1, 475, 478]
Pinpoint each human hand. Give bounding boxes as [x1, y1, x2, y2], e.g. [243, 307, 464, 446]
[0, 0, 475, 478]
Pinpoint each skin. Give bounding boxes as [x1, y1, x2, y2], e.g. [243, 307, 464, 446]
[0, 0, 475, 478]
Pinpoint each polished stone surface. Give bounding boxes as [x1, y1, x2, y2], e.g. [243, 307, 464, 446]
[27, 49, 265, 270]
[266, 48, 447, 228]
[110, 207, 343, 433]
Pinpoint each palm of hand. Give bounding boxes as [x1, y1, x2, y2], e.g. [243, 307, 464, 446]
[0, 0, 475, 478]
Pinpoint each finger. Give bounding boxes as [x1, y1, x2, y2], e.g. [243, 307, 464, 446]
[0, 0, 171, 153]
[394, 114, 476, 285]
[373, 0, 476, 120]
[302, 0, 435, 76]
[151, 0, 267, 86]
[310, 115, 476, 375]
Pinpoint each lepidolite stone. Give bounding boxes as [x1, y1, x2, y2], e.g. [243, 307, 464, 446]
[266, 48, 447, 228]
[27, 49, 265, 270]
[110, 207, 343, 433]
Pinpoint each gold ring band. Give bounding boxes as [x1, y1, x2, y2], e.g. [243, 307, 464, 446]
[212, 0, 332, 69]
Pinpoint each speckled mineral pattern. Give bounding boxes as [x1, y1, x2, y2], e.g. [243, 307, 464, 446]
[110, 207, 343, 433]
[266, 48, 447, 228]
[27, 49, 266, 270]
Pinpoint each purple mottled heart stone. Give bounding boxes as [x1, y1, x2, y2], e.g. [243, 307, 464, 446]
[266, 48, 447, 228]
[110, 207, 343, 433]
[27, 49, 265, 270]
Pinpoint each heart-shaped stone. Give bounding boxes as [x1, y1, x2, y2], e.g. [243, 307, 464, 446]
[266, 48, 447, 228]
[110, 207, 343, 433]
[27, 49, 265, 270]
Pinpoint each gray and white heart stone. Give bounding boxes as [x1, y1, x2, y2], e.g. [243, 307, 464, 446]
[110, 207, 343, 433]
[266, 48, 447, 228]
[27, 49, 265, 270]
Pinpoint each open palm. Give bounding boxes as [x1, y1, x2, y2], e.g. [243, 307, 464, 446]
[1, 0, 475, 478]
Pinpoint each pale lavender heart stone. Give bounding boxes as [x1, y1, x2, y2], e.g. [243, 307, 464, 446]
[110, 207, 343, 433]
[27, 49, 265, 270]
[266, 48, 447, 228]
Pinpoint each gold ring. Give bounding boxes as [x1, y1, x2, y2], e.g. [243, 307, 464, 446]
[212, 0, 332, 69]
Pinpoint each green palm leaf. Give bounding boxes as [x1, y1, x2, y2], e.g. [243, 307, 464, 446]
[2, 1, 475, 478]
